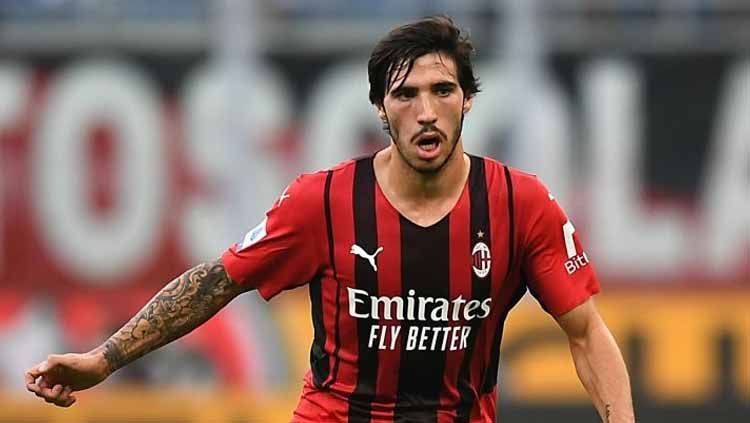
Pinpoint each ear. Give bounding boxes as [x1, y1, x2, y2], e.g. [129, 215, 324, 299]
[376, 104, 387, 122]
[462, 96, 474, 114]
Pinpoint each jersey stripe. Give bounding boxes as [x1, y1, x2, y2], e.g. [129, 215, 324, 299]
[309, 275, 329, 388]
[309, 171, 336, 388]
[327, 161, 357, 407]
[323, 169, 345, 388]
[502, 166, 515, 282]
[373, 182, 402, 421]
[480, 165, 518, 393]
[439, 185, 472, 421]
[455, 156, 492, 422]
[348, 157, 380, 422]
[394, 215, 451, 422]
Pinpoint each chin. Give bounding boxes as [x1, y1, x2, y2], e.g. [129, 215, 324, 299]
[408, 156, 449, 174]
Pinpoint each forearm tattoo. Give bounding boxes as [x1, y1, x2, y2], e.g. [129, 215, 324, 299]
[99, 259, 244, 374]
[605, 403, 612, 422]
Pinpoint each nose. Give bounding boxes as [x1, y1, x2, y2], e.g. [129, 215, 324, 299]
[416, 94, 437, 126]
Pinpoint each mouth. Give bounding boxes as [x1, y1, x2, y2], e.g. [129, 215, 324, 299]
[414, 132, 443, 158]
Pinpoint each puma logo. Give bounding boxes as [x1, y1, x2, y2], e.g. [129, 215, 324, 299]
[350, 244, 384, 272]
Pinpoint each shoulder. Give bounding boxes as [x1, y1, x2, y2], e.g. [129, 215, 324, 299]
[505, 166, 552, 207]
[302, 158, 359, 182]
[279, 169, 329, 211]
[285, 172, 325, 202]
[473, 156, 550, 203]
[504, 168, 568, 243]
[471, 154, 504, 175]
[290, 158, 357, 190]
[327, 158, 358, 173]
[286, 158, 359, 203]
[480, 161, 559, 235]
[468, 155, 507, 189]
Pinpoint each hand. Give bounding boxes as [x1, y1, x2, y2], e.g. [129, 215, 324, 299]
[25, 350, 111, 407]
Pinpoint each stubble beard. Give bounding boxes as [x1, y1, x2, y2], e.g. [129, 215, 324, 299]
[390, 114, 465, 176]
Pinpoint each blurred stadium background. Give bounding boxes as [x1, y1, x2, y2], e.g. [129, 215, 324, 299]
[0, 0, 748, 422]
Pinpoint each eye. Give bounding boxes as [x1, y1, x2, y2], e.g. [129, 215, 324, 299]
[435, 86, 454, 97]
[393, 90, 415, 101]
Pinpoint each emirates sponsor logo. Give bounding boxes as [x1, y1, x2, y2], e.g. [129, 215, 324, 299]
[369, 324, 472, 352]
[347, 287, 492, 351]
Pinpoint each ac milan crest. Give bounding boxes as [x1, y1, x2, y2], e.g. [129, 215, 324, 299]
[472, 241, 491, 278]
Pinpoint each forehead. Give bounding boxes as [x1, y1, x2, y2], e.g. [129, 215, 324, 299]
[391, 52, 459, 89]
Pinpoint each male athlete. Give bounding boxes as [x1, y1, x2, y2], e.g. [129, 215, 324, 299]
[26, 15, 634, 422]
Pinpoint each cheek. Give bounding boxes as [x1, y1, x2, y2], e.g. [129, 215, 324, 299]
[439, 98, 463, 115]
[441, 105, 464, 127]
[389, 109, 413, 129]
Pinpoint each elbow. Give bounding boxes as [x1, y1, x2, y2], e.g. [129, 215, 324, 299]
[567, 314, 605, 350]
[568, 332, 590, 354]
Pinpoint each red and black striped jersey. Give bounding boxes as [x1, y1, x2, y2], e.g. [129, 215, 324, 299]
[222, 155, 600, 422]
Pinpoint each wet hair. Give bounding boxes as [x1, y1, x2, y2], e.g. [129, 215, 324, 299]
[368, 15, 481, 107]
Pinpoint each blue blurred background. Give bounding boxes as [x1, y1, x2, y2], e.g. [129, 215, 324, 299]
[0, 1, 748, 422]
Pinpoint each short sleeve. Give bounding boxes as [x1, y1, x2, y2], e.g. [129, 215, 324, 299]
[221, 173, 327, 300]
[516, 173, 600, 316]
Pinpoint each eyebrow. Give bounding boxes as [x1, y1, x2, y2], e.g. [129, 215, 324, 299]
[390, 81, 458, 96]
[390, 86, 417, 96]
[433, 81, 457, 90]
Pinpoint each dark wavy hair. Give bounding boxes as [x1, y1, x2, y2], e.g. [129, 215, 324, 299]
[368, 15, 481, 107]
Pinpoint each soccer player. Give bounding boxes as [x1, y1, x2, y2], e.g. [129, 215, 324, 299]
[25, 15, 634, 422]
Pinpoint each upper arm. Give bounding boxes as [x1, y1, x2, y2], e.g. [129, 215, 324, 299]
[555, 297, 600, 341]
[516, 172, 601, 317]
[221, 173, 328, 300]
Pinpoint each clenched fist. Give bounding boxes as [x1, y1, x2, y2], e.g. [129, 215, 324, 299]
[25, 349, 111, 407]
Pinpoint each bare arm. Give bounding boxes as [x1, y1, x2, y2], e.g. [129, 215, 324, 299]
[26, 258, 248, 406]
[556, 298, 635, 422]
[96, 258, 247, 373]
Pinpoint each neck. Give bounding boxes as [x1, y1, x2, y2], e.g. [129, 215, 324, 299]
[375, 141, 469, 203]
